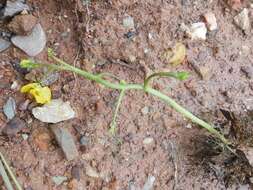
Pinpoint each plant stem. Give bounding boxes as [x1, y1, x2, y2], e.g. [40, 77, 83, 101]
[109, 88, 126, 134]
[0, 151, 23, 190]
[30, 57, 230, 145]
[0, 160, 14, 190]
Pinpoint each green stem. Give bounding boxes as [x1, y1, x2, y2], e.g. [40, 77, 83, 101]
[23, 57, 229, 145]
[0, 160, 14, 190]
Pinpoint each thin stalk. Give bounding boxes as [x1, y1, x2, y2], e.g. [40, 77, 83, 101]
[0, 160, 14, 190]
[109, 88, 126, 134]
[0, 151, 23, 190]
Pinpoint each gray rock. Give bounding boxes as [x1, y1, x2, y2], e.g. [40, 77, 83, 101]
[32, 99, 75, 123]
[85, 164, 100, 178]
[2, 117, 26, 136]
[50, 124, 79, 161]
[234, 8, 250, 31]
[3, 97, 16, 120]
[51, 176, 67, 186]
[241, 66, 253, 79]
[11, 23, 46, 56]
[80, 136, 90, 146]
[71, 165, 81, 181]
[0, 38, 11, 52]
[142, 176, 155, 190]
[1, 0, 29, 18]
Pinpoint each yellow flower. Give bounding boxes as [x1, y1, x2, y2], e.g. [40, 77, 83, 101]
[21, 83, 51, 104]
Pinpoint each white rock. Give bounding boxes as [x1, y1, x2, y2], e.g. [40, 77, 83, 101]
[143, 137, 154, 145]
[85, 165, 100, 178]
[11, 23, 46, 56]
[181, 22, 207, 40]
[203, 12, 218, 31]
[234, 8, 250, 31]
[32, 99, 75, 123]
[189, 22, 207, 40]
[123, 16, 135, 29]
[142, 176, 155, 190]
[52, 176, 67, 186]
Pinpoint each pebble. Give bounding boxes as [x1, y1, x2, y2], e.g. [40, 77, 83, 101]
[50, 124, 79, 161]
[141, 106, 149, 115]
[181, 22, 207, 40]
[11, 23, 46, 57]
[21, 133, 29, 140]
[142, 176, 155, 190]
[8, 14, 38, 35]
[33, 129, 52, 151]
[241, 66, 253, 79]
[123, 16, 135, 29]
[143, 137, 154, 145]
[19, 99, 30, 111]
[32, 99, 75, 123]
[203, 12, 218, 31]
[80, 136, 90, 146]
[3, 97, 16, 120]
[2, 117, 26, 136]
[85, 164, 100, 178]
[52, 176, 68, 186]
[0, 38, 11, 52]
[40, 72, 59, 86]
[10, 80, 19, 90]
[0, 0, 30, 19]
[71, 166, 81, 181]
[234, 8, 250, 31]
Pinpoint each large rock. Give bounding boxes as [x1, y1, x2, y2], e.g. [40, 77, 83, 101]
[3, 97, 16, 120]
[0, 0, 29, 19]
[234, 8, 250, 31]
[32, 99, 75, 123]
[8, 14, 38, 35]
[11, 23, 46, 56]
[50, 124, 79, 161]
[2, 117, 26, 136]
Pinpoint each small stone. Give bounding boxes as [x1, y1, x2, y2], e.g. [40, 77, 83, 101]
[10, 80, 19, 90]
[21, 133, 29, 140]
[40, 72, 59, 86]
[185, 124, 192, 129]
[85, 165, 100, 178]
[123, 16, 135, 29]
[52, 176, 67, 186]
[50, 124, 79, 161]
[241, 66, 253, 79]
[143, 137, 154, 145]
[0, 38, 11, 52]
[3, 97, 16, 120]
[143, 176, 155, 190]
[1, 0, 30, 18]
[33, 129, 52, 151]
[189, 22, 207, 40]
[11, 23, 46, 57]
[141, 106, 149, 115]
[32, 99, 75, 123]
[8, 14, 38, 35]
[19, 99, 30, 111]
[2, 117, 26, 136]
[71, 166, 80, 181]
[203, 12, 218, 31]
[234, 8, 250, 31]
[80, 136, 90, 146]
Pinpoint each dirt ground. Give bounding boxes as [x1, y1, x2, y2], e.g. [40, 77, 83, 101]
[0, 0, 253, 189]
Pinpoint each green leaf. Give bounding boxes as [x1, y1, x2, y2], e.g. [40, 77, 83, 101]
[169, 71, 189, 81]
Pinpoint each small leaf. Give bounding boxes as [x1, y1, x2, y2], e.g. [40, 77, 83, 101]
[170, 71, 189, 81]
[162, 42, 186, 65]
[21, 83, 51, 104]
[20, 59, 40, 69]
[47, 48, 56, 58]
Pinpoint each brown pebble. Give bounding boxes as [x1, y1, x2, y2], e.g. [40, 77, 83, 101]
[33, 128, 52, 151]
[8, 14, 38, 35]
[67, 179, 78, 190]
[2, 117, 26, 136]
